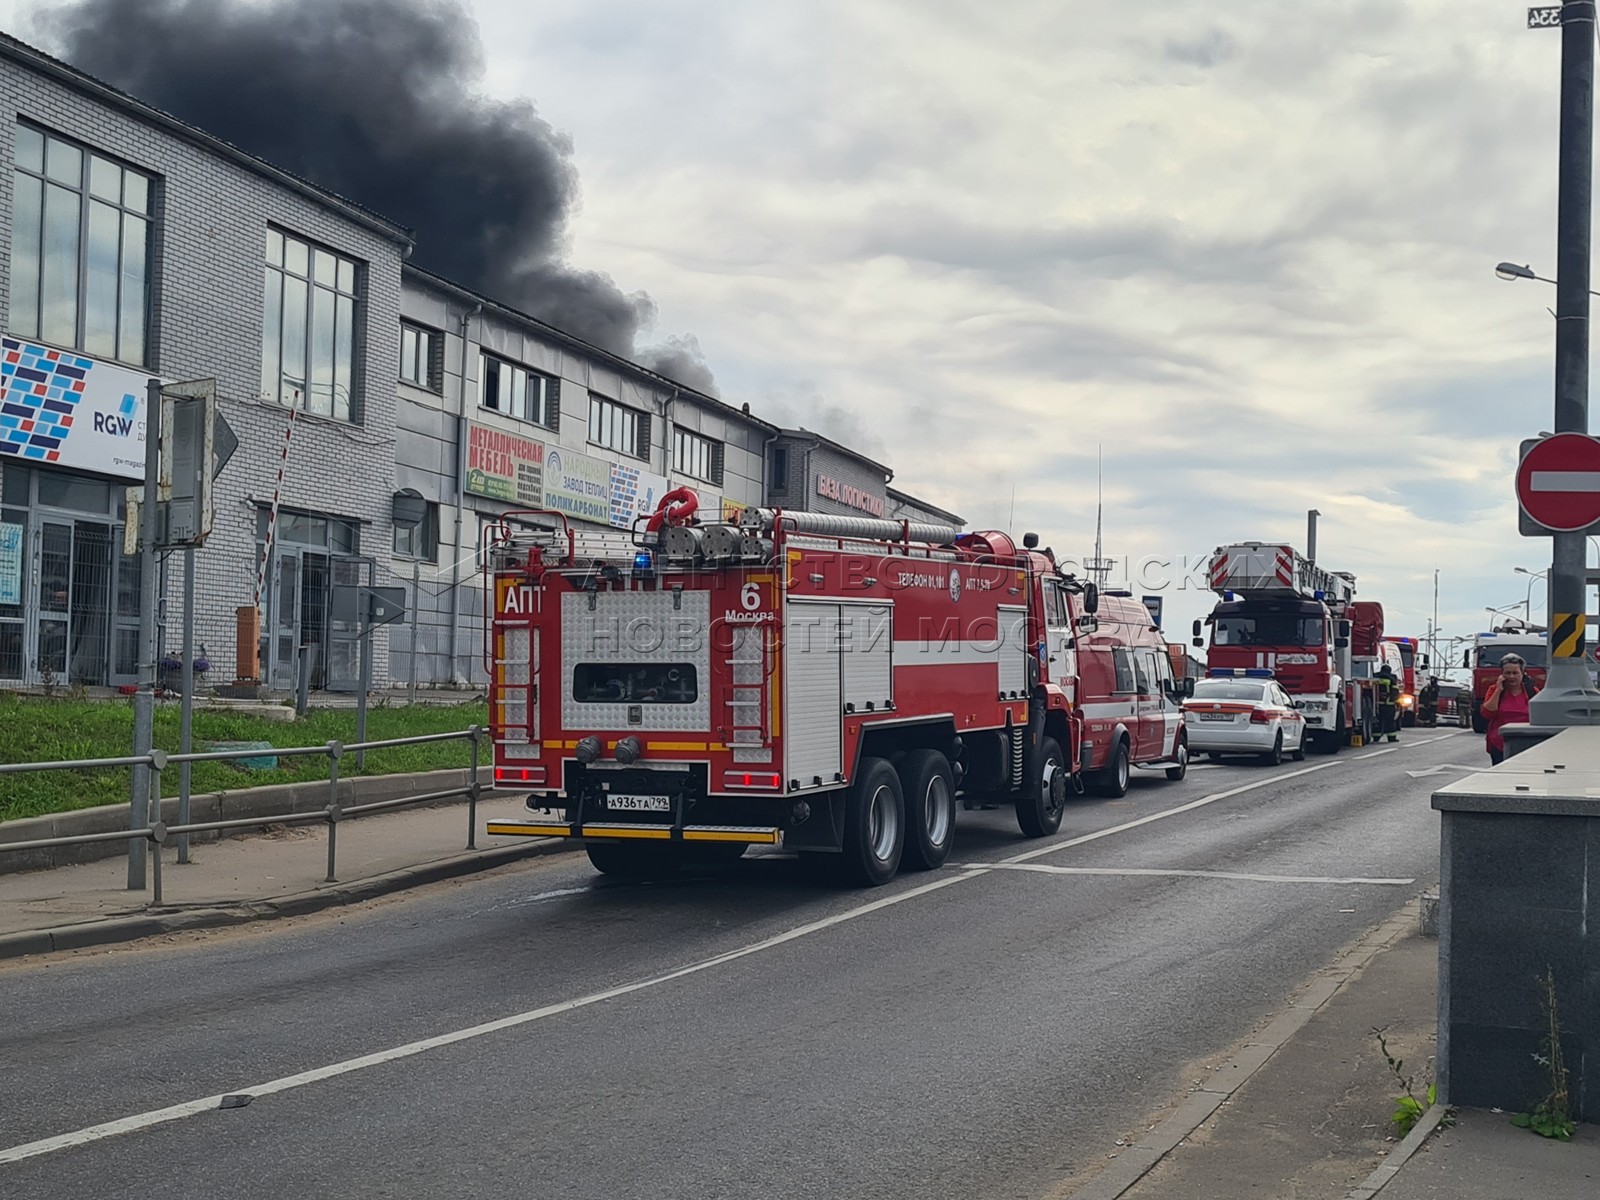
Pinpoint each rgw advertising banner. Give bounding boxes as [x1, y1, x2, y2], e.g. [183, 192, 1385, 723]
[0, 337, 149, 480]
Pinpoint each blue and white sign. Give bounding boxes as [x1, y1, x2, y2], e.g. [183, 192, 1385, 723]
[0, 338, 151, 480]
[0, 522, 22, 606]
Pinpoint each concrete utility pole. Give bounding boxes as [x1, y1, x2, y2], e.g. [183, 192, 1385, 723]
[1532, 0, 1600, 725]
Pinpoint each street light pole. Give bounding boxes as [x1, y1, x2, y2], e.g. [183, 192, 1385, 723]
[1531, 0, 1600, 727]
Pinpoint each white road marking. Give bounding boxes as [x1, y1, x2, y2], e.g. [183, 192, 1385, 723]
[0, 724, 1464, 1167]
[964, 863, 1417, 886]
[1004, 759, 1346, 865]
[0, 870, 983, 1167]
[1405, 764, 1486, 779]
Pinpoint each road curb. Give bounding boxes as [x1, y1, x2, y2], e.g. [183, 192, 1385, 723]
[0, 838, 578, 962]
[1343, 1103, 1448, 1200]
[1067, 898, 1425, 1200]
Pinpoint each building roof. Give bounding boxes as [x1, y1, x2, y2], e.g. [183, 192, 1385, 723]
[0, 31, 414, 248]
[887, 486, 963, 526]
[404, 263, 777, 433]
[777, 427, 893, 478]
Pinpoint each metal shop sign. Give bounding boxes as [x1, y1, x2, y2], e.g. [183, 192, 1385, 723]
[544, 446, 612, 523]
[465, 422, 544, 505]
[0, 338, 150, 480]
[609, 461, 671, 530]
[815, 472, 886, 517]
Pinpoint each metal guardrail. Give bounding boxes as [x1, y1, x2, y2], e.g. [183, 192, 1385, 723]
[0, 726, 484, 906]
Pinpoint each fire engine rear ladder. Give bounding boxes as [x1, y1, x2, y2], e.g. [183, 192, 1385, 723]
[728, 623, 772, 764]
[494, 623, 538, 760]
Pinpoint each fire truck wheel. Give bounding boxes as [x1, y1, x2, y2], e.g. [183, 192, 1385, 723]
[1018, 736, 1069, 836]
[585, 841, 681, 880]
[1092, 738, 1130, 799]
[843, 757, 905, 886]
[1164, 740, 1188, 781]
[899, 750, 956, 871]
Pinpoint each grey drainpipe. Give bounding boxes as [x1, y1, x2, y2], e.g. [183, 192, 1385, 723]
[447, 300, 482, 686]
[661, 387, 678, 486]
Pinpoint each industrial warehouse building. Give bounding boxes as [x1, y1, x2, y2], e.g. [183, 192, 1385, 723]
[0, 32, 960, 695]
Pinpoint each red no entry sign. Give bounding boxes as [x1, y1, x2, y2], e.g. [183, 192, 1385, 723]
[1517, 433, 1600, 532]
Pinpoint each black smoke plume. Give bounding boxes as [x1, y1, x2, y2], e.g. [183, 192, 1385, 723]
[39, 0, 716, 391]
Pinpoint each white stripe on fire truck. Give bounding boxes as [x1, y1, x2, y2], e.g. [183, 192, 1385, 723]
[1077, 700, 1140, 720]
[891, 639, 1012, 665]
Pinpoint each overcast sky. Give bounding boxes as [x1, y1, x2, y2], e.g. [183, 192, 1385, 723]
[3, 0, 1583, 666]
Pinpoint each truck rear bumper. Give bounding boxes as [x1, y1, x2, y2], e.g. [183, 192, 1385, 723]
[486, 819, 783, 846]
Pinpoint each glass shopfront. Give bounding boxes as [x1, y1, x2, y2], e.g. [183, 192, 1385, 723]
[255, 507, 365, 691]
[0, 463, 140, 687]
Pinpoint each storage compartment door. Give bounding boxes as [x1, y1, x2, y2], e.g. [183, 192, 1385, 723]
[784, 600, 842, 789]
[840, 602, 892, 713]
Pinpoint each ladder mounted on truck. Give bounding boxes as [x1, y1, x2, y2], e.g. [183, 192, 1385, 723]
[1207, 542, 1356, 607]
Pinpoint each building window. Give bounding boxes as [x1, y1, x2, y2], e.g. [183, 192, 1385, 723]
[588, 395, 651, 459]
[479, 352, 557, 428]
[673, 428, 724, 485]
[10, 123, 153, 365]
[393, 501, 439, 561]
[399, 322, 442, 391]
[770, 445, 789, 494]
[261, 228, 362, 421]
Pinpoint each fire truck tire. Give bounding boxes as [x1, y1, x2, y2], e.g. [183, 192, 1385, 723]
[898, 750, 956, 871]
[1164, 740, 1188, 781]
[1017, 736, 1068, 836]
[843, 757, 905, 886]
[585, 841, 681, 880]
[1091, 737, 1130, 799]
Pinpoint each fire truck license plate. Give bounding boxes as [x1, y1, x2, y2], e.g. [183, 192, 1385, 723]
[606, 794, 672, 812]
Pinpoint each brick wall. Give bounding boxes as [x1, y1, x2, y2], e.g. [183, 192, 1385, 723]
[0, 55, 408, 687]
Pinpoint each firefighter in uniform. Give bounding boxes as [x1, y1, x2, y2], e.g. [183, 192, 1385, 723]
[1376, 664, 1400, 743]
[1418, 677, 1440, 727]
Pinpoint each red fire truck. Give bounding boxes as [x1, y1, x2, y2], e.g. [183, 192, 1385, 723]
[1194, 542, 1381, 752]
[1380, 635, 1425, 726]
[481, 504, 1192, 886]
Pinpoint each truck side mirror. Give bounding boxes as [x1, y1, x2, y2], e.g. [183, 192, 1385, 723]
[1420, 655, 1430, 669]
[1083, 582, 1099, 614]
[1334, 637, 1349, 649]
[1191, 619, 1202, 638]
[1192, 636, 1203, 648]
[1076, 615, 1099, 634]
[1338, 619, 1352, 640]
[1461, 651, 1470, 669]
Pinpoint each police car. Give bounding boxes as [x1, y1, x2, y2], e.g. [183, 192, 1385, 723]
[1182, 669, 1308, 764]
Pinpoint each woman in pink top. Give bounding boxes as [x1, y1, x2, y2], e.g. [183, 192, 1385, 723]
[1481, 653, 1540, 765]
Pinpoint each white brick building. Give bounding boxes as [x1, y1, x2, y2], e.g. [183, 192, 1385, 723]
[0, 33, 412, 692]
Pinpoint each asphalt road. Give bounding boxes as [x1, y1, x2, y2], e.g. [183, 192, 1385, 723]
[0, 728, 1474, 1199]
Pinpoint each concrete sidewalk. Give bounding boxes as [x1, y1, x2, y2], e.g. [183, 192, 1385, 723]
[1086, 920, 1597, 1200]
[0, 792, 576, 958]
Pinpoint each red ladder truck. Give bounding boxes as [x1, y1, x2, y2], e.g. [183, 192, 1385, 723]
[1194, 542, 1381, 752]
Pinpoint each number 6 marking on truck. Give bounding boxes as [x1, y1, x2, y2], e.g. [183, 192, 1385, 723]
[741, 582, 761, 611]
